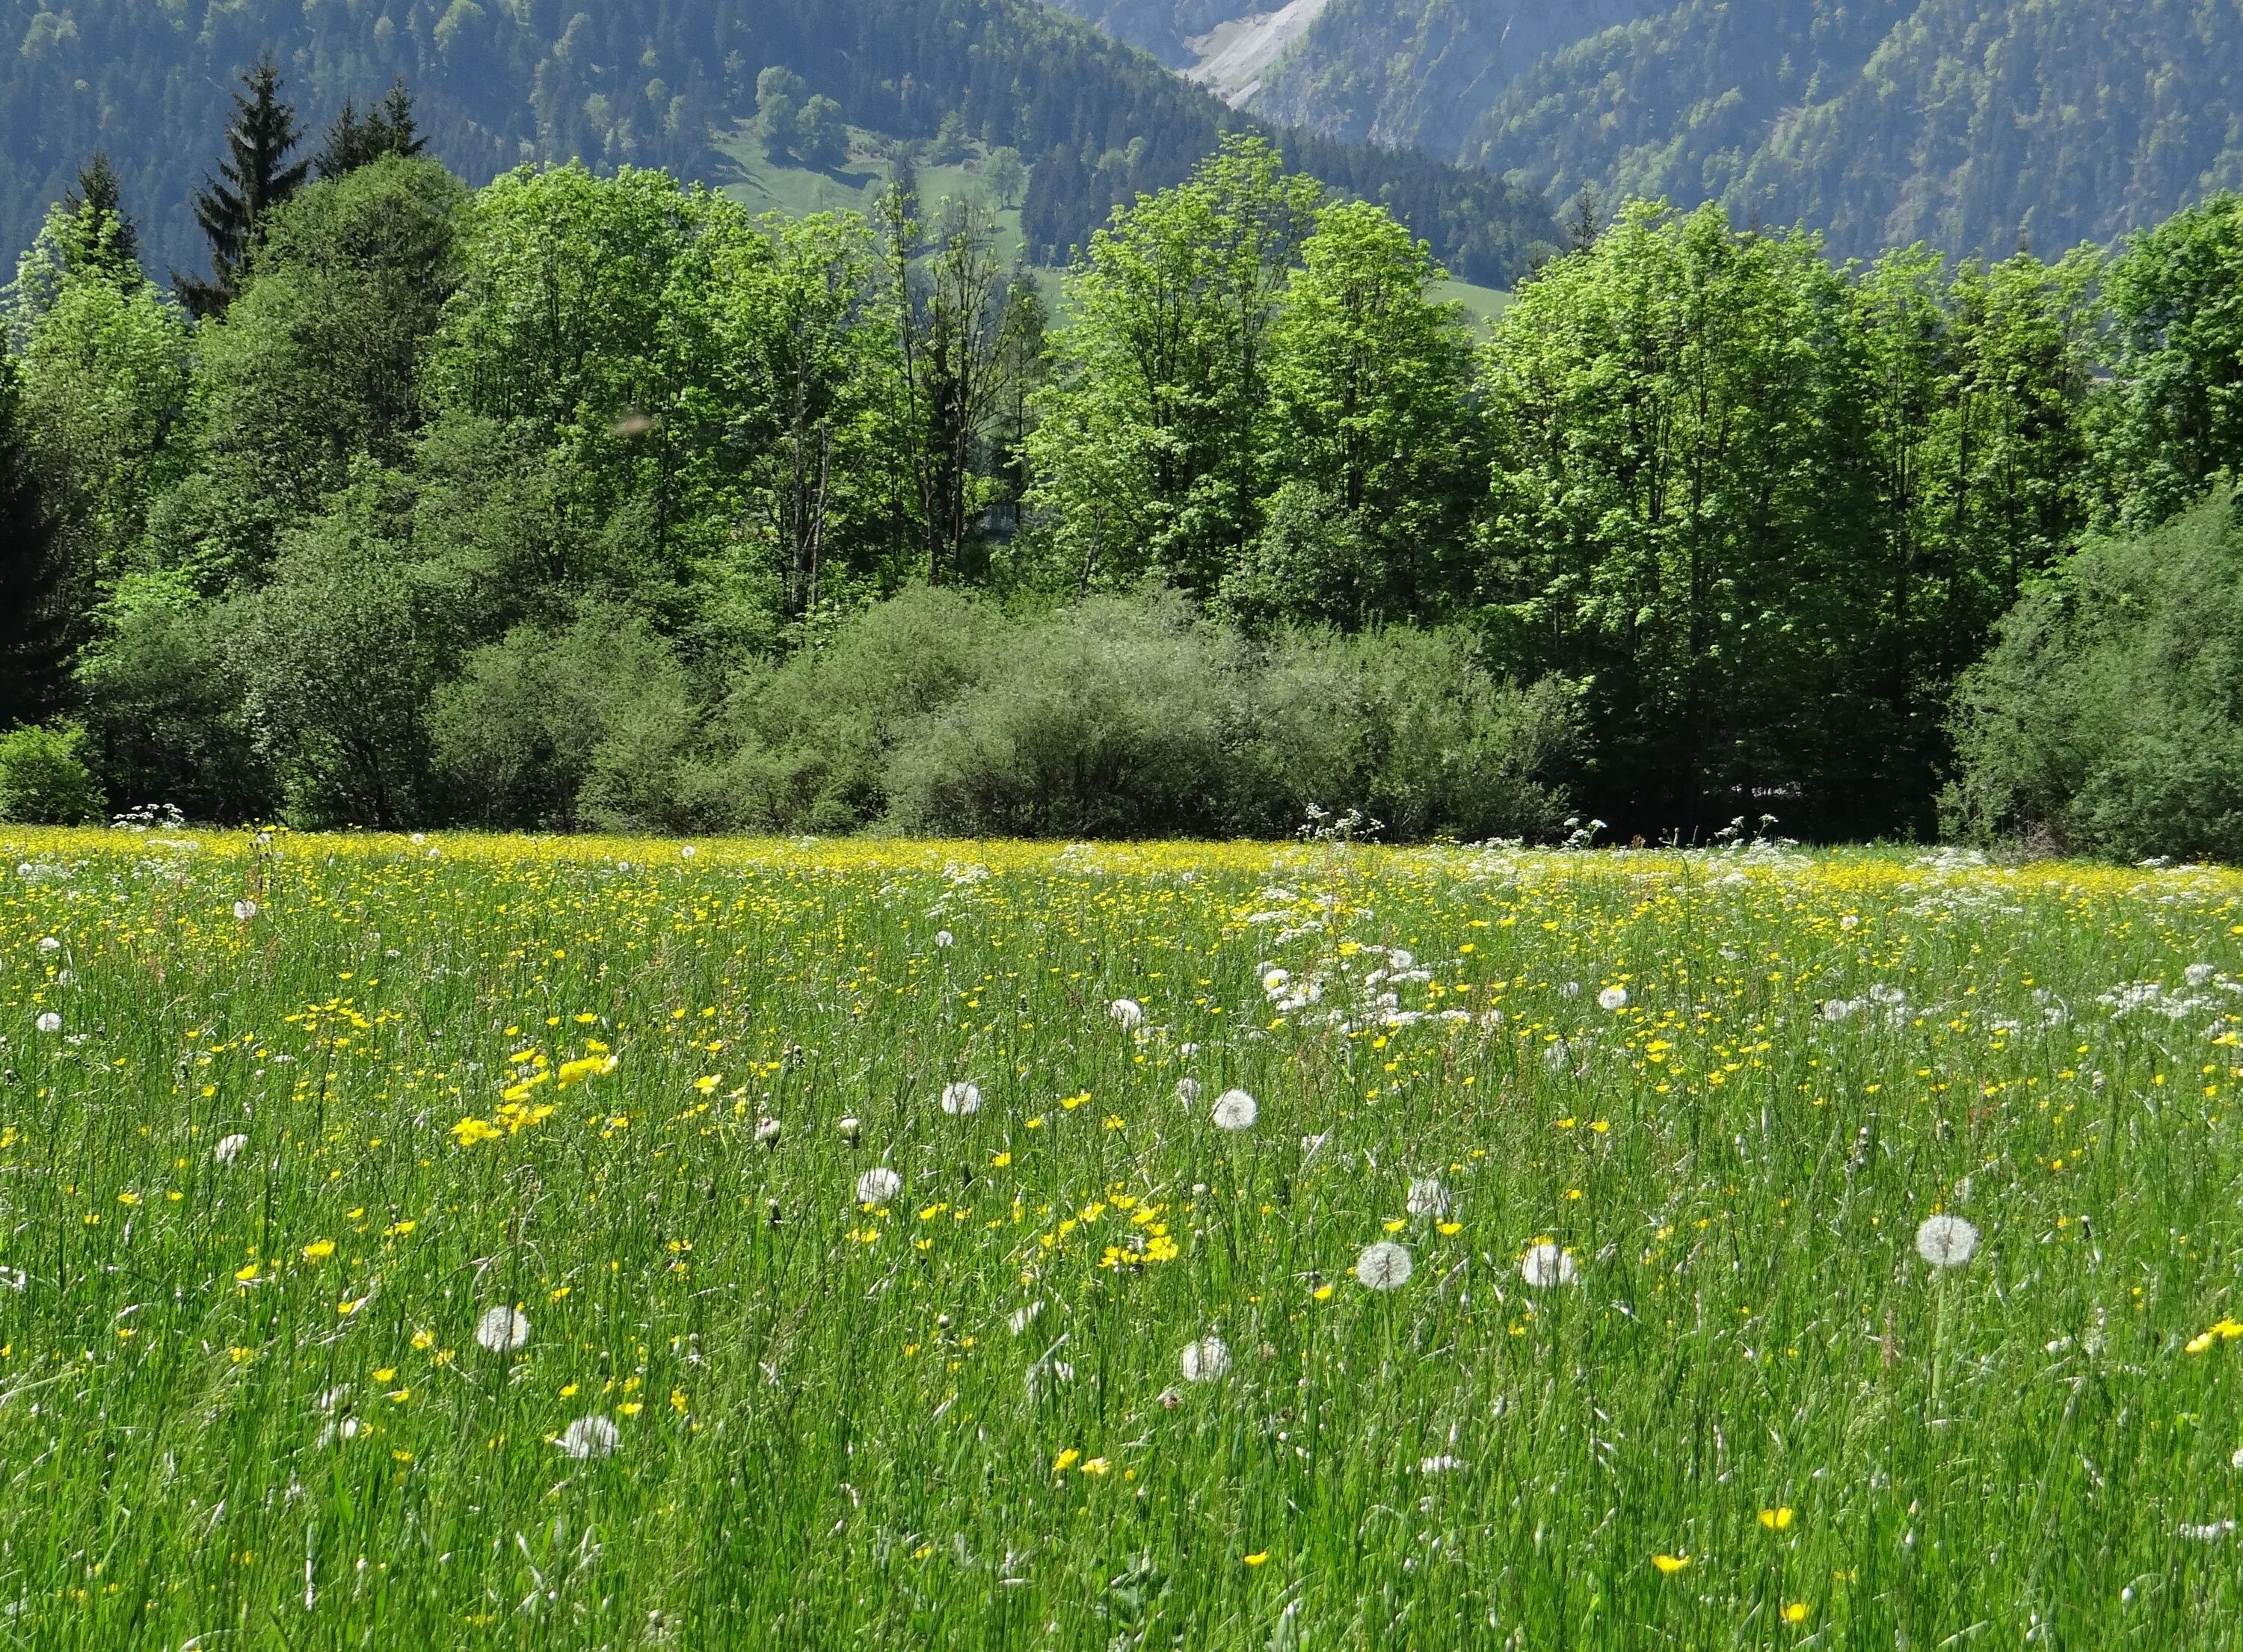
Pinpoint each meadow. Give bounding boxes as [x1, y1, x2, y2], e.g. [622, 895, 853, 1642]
[1, 827, 2240, 1648]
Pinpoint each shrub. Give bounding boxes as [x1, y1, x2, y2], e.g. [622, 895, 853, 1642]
[1237, 628, 1578, 841]
[884, 594, 1239, 837]
[1947, 493, 2243, 860]
[0, 723, 107, 824]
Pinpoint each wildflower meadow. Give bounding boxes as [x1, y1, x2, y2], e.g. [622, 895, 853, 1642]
[2, 827, 2241, 1646]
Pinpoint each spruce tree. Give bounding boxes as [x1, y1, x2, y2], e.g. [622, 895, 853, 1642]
[175, 55, 311, 318]
[59, 153, 140, 278]
[316, 78, 427, 179]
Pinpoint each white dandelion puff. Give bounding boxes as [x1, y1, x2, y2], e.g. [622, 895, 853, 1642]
[34, 1012, 61, 1034]
[1180, 1335, 1231, 1382]
[1559, 981, 1581, 999]
[36, 937, 59, 953]
[1597, 984, 1628, 1011]
[232, 899, 259, 921]
[1175, 1077, 1202, 1106]
[855, 1166, 902, 1205]
[558, 1414, 619, 1459]
[680, 845, 697, 858]
[837, 1115, 861, 1142]
[475, 1305, 530, 1354]
[1261, 967, 1291, 999]
[940, 1081, 982, 1116]
[1406, 1177, 1452, 1219]
[1356, 1240, 1413, 1291]
[1915, 1213, 1979, 1268]
[933, 930, 954, 949]
[1108, 998, 1145, 1028]
[1520, 1242, 1579, 1289]
[1823, 998, 1857, 1022]
[1008, 1301, 1043, 1337]
[754, 1116, 782, 1145]
[2232, 1446, 2243, 1470]
[2188, 962, 2218, 987]
[1211, 1088, 1258, 1130]
[214, 1132, 249, 1165]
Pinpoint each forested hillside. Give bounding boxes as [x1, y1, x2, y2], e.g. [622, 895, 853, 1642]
[0, 0, 1554, 287]
[1228, 0, 2243, 260]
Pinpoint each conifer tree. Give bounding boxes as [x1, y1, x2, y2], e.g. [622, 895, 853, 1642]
[59, 153, 140, 279]
[175, 55, 311, 318]
[316, 79, 428, 179]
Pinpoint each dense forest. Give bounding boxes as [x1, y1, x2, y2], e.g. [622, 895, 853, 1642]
[4, 62, 2243, 854]
[0, 0, 1554, 289]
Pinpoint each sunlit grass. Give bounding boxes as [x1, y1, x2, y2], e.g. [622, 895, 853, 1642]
[1, 827, 2239, 1645]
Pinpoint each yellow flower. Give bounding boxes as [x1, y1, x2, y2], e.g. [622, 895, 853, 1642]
[555, 1053, 618, 1088]
[450, 1116, 502, 1147]
[618, 1401, 643, 1416]
[301, 1239, 336, 1262]
[1652, 1554, 1690, 1575]
[1783, 1602, 1812, 1624]
[373, 1367, 396, 1382]
[1759, 1506, 1794, 1530]
[1436, 1221, 1462, 1236]
[1053, 1448, 1080, 1473]
[991, 1152, 1012, 1168]
[2184, 1317, 2243, 1354]
[1079, 1457, 1110, 1475]
[1243, 1552, 1269, 1567]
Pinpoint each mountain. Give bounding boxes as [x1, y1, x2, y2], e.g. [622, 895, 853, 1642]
[1099, 0, 2243, 260]
[0, 0, 1557, 289]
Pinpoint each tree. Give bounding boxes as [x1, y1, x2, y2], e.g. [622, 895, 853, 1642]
[1260, 197, 1478, 623]
[1482, 202, 1885, 836]
[882, 167, 1012, 585]
[1028, 135, 1321, 595]
[795, 96, 848, 170]
[316, 79, 428, 179]
[755, 67, 807, 158]
[4, 154, 144, 329]
[2097, 193, 2243, 530]
[176, 55, 312, 318]
[985, 147, 1027, 210]
[0, 348, 67, 727]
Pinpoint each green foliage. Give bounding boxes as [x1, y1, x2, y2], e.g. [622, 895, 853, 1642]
[1948, 493, 2243, 861]
[0, 344, 66, 727]
[2098, 194, 2243, 530]
[0, 721, 105, 823]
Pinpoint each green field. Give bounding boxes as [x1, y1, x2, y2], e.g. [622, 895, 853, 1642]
[713, 123, 1511, 324]
[3, 830, 2240, 1645]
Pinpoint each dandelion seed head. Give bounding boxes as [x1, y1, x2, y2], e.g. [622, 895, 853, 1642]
[1915, 1213, 1979, 1268]
[1406, 1177, 1451, 1219]
[940, 1081, 982, 1117]
[232, 899, 259, 921]
[933, 930, 953, 949]
[1180, 1335, 1231, 1382]
[1210, 1088, 1258, 1130]
[559, 1414, 619, 1459]
[1520, 1242, 1578, 1289]
[36, 937, 59, 953]
[2186, 962, 2217, 987]
[754, 1116, 782, 1145]
[1175, 1077, 1201, 1105]
[1108, 998, 1144, 1028]
[837, 1115, 861, 1142]
[856, 1166, 902, 1205]
[1597, 984, 1628, 1011]
[214, 1132, 248, 1165]
[34, 1012, 61, 1034]
[1356, 1240, 1412, 1290]
[475, 1305, 530, 1354]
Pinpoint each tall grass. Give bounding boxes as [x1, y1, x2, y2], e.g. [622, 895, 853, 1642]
[0, 829, 2238, 1645]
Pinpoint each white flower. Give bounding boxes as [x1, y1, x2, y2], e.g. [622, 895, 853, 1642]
[1108, 998, 1145, 1028]
[933, 930, 954, 949]
[1418, 1454, 1463, 1474]
[475, 1305, 530, 1354]
[1210, 1088, 1258, 1130]
[1559, 981, 1581, 999]
[1175, 1077, 1202, 1106]
[1261, 967, 1291, 999]
[940, 1081, 982, 1116]
[2186, 962, 2218, 987]
[36, 937, 59, 953]
[1915, 1213, 1979, 1268]
[754, 1116, 782, 1145]
[34, 1012, 61, 1034]
[232, 899, 259, 921]
[2232, 1446, 2243, 1470]
[1406, 1177, 1451, 1219]
[1356, 1241, 1412, 1290]
[855, 1167, 902, 1205]
[837, 1115, 861, 1142]
[680, 845, 697, 858]
[213, 1132, 249, 1165]
[409, 832, 426, 845]
[558, 1414, 619, 1459]
[1180, 1335, 1231, 1382]
[1597, 984, 1628, 1011]
[1520, 1242, 1578, 1289]
[1823, 998, 1857, 1021]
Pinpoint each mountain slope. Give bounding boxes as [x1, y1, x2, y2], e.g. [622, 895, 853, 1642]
[0, 0, 1556, 290]
[1234, 0, 2243, 258]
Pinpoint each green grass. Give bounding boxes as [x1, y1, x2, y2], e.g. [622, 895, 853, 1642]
[4, 830, 2241, 1646]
